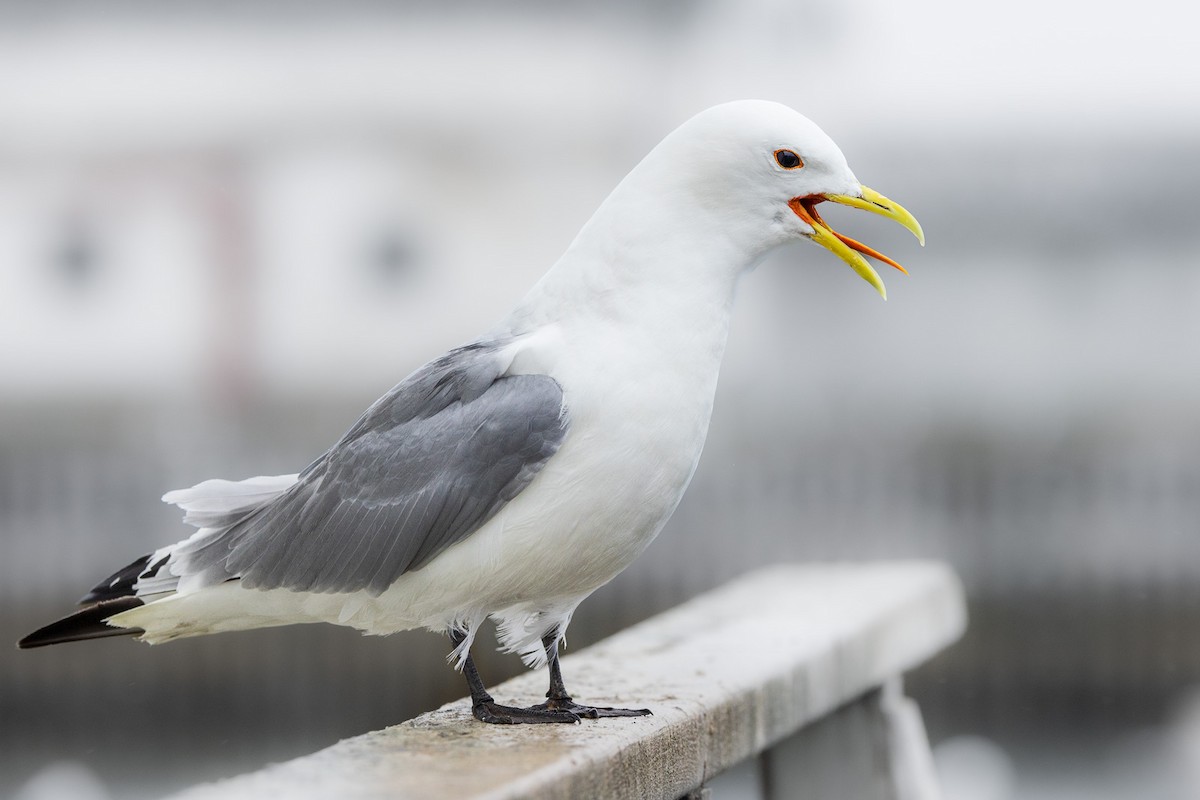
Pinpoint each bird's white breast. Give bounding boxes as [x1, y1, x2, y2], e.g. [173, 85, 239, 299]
[342, 270, 739, 638]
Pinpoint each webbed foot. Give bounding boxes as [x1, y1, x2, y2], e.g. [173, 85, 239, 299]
[528, 695, 652, 719]
[472, 699, 581, 725]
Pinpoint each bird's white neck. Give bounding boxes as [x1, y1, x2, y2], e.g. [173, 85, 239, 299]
[504, 151, 776, 340]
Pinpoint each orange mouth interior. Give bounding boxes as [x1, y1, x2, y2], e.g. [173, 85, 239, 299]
[788, 196, 909, 275]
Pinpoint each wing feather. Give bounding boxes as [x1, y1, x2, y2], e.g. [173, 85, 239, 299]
[170, 340, 569, 597]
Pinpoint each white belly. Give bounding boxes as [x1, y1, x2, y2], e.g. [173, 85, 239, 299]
[353, 316, 729, 634]
[376, 333, 719, 612]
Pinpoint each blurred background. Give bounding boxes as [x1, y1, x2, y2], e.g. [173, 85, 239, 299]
[2, 1, 1198, 798]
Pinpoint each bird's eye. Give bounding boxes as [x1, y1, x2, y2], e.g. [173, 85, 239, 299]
[774, 149, 804, 170]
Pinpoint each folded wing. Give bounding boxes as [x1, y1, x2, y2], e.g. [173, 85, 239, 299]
[169, 340, 570, 597]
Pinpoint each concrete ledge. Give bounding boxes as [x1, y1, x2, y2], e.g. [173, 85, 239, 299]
[168, 561, 966, 800]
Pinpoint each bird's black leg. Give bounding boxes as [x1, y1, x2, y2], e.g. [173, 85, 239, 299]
[448, 629, 580, 724]
[527, 633, 652, 719]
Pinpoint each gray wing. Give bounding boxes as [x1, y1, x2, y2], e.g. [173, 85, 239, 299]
[176, 341, 570, 597]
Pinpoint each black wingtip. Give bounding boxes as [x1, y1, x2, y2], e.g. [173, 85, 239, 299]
[18, 597, 145, 649]
[79, 553, 155, 605]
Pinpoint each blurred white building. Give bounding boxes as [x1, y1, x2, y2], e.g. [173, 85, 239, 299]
[0, 13, 672, 403]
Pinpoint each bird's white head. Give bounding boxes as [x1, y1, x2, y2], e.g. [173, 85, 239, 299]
[632, 100, 925, 299]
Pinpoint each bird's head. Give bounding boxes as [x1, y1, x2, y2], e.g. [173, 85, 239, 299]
[652, 100, 924, 299]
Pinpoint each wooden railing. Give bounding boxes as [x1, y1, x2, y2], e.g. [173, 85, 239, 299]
[168, 561, 966, 800]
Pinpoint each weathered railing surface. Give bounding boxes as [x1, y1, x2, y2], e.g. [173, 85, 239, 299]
[168, 561, 966, 800]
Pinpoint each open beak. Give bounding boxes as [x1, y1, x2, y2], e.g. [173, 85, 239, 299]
[788, 186, 924, 300]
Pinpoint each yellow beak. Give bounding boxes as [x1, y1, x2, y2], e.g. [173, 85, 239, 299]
[788, 185, 924, 300]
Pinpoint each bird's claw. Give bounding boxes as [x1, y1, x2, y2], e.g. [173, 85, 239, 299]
[528, 695, 652, 719]
[472, 700, 581, 725]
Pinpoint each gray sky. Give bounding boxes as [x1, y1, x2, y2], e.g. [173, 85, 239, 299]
[692, 0, 1200, 139]
[0, 0, 1195, 154]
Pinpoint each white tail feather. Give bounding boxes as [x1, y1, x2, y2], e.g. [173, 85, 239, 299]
[162, 474, 299, 527]
[129, 474, 300, 597]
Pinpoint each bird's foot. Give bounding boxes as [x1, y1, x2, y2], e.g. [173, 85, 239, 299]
[472, 699, 581, 725]
[528, 695, 652, 719]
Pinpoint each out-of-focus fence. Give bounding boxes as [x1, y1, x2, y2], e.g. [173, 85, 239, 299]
[4, 400, 1200, 796]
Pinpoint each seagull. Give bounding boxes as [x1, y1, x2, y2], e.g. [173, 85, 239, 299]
[19, 100, 923, 725]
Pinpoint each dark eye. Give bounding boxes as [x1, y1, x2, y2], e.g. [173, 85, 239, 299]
[774, 149, 803, 169]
